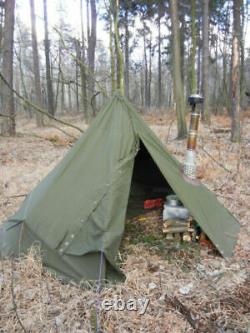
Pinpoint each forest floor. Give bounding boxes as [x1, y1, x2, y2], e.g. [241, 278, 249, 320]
[0, 111, 249, 333]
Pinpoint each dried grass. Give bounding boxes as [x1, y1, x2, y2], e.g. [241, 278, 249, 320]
[0, 113, 250, 332]
[0, 245, 249, 332]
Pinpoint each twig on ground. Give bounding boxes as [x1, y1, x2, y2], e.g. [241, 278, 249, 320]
[2, 194, 27, 207]
[10, 259, 28, 333]
[8, 194, 27, 199]
[0, 256, 4, 299]
[0, 113, 13, 119]
[44, 273, 59, 333]
[165, 295, 198, 329]
[212, 128, 231, 134]
[236, 142, 242, 174]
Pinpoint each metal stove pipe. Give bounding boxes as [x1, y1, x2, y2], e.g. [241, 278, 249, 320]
[183, 94, 204, 179]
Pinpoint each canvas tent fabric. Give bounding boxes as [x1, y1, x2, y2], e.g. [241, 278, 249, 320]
[0, 93, 240, 283]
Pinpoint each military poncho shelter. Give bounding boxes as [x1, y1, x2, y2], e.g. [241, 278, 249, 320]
[0, 93, 240, 283]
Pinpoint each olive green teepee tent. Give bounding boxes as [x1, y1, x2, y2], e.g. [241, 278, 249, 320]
[0, 93, 240, 283]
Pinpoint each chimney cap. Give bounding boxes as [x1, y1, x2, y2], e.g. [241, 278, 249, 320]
[188, 94, 204, 106]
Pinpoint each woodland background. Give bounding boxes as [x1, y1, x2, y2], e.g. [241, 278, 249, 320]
[0, 0, 249, 140]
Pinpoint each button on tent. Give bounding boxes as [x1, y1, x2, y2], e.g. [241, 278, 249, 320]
[0, 93, 240, 283]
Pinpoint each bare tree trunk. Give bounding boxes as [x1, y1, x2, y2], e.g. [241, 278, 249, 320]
[0, 1, 4, 48]
[68, 83, 72, 111]
[169, 0, 187, 139]
[14, 34, 30, 116]
[197, 18, 202, 92]
[231, 0, 241, 142]
[213, 36, 219, 112]
[148, 31, 152, 109]
[179, 11, 185, 84]
[112, 0, 124, 95]
[43, 0, 55, 116]
[15, 76, 20, 114]
[30, 0, 44, 126]
[1, 0, 15, 135]
[87, 0, 97, 115]
[124, 3, 129, 98]
[80, 0, 88, 118]
[109, 7, 116, 92]
[54, 46, 61, 112]
[240, 0, 246, 109]
[143, 22, 148, 109]
[75, 39, 80, 112]
[221, 2, 231, 112]
[190, 0, 197, 94]
[140, 67, 144, 108]
[157, 15, 162, 109]
[60, 70, 65, 113]
[202, 0, 210, 123]
[222, 29, 229, 110]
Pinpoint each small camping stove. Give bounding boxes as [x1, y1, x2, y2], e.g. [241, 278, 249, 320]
[163, 195, 194, 241]
[163, 195, 189, 221]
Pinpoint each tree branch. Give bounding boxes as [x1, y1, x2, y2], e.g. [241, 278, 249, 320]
[0, 72, 84, 134]
[200, 137, 232, 173]
[54, 28, 108, 98]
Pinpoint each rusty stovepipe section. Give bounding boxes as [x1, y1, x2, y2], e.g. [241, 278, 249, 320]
[183, 94, 204, 179]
